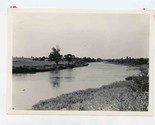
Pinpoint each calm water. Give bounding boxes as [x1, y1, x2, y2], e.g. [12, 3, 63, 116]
[13, 62, 139, 110]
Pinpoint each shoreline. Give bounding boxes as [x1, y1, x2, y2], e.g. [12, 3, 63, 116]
[13, 61, 89, 73]
[32, 80, 148, 111]
[103, 61, 147, 68]
[103, 58, 149, 68]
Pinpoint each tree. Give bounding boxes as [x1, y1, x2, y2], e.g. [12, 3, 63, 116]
[97, 58, 102, 62]
[40, 56, 46, 61]
[48, 45, 62, 65]
[33, 57, 39, 61]
[64, 54, 75, 65]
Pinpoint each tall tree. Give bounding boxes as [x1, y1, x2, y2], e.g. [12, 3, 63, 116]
[48, 45, 62, 65]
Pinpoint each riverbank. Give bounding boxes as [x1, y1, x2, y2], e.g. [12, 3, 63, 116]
[103, 58, 149, 67]
[13, 60, 88, 73]
[32, 80, 148, 111]
[103, 61, 149, 72]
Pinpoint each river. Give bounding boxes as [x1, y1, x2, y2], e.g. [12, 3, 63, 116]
[12, 62, 140, 110]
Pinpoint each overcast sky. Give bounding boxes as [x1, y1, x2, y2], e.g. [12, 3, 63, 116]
[12, 11, 150, 59]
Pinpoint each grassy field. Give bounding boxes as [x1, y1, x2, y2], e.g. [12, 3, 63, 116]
[13, 60, 66, 68]
[32, 80, 148, 111]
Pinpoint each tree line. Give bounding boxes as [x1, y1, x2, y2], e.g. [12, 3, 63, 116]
[32, 46, 103, 65]
[104, 56, 149, 66]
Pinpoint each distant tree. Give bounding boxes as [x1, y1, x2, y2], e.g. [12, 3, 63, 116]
[75, 57, 80, 61]
[97, 58, 102, 62]
[139, 58, 148, 65]
[71, 55, 75, 64]
[33, 57, 39, 61]
[64, 54, 75, 65]
[82, 57, 87, 62]
[91, 58, 96, 62]
[87, 57, 91, 62]
[40, 56, 46, 61]
[82, 57, 98, 62]
[48, 45, 62, 65]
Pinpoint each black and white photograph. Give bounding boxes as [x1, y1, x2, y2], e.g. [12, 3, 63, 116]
[8, 9, 153, 114]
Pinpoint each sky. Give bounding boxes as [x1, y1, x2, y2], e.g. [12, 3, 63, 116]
[12, 10, 150, 59]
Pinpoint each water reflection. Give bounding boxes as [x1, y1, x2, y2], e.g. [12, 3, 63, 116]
[126, 66, 139, 71]
[64, 69, 75, 82]
[49, 70, 62, 88]
[13, 73, 28, 78]
[49, 69, 75, 88]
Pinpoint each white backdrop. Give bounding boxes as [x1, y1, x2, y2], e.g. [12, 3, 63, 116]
[0, 0, 155, 125]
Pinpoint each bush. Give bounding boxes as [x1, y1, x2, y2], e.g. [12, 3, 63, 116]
[125, 76, 137, 80]
[132, 67, 149, 92]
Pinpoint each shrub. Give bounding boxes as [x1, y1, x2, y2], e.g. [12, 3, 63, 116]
[132, 67, 149, 92]
[125, 76, 137, 81]
[79, 105, 85, 110]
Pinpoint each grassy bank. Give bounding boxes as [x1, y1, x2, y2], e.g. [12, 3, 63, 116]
[13, 60, 88, 73]
[32, 80, 148, 111]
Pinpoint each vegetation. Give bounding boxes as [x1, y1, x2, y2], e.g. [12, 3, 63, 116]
[13, 66, 37, 73]
[40, 56, 46, 61]
[32, 80, 148, 111]
[48, 45, 62, 65]
[12, 60, 88, 73]
[13, 45, 104, 73]
[81, 57, 102, 62]
[64, 54, 75, 65]
[12, 66, 55, 73]
[126, 66, 149, 92]
[32, 56, 46, 61]
[104, 57, 149, 66]
[106, 57, 149, 92]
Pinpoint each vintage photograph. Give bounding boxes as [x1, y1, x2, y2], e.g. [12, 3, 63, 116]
[8, 9, 153, 114]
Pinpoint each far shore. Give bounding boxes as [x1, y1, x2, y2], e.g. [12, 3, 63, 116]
[32, 79, 148, 111]
[13, 57, 148, 73]
[13, 60, 89, 73]
[103, 58, 149, 68]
